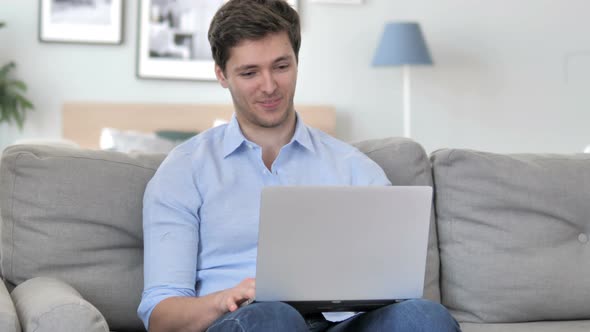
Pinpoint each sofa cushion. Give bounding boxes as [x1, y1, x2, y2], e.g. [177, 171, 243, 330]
[432, 149, 590, 323]
[354, 137, 440, 302]
[0, 145, 165, 331]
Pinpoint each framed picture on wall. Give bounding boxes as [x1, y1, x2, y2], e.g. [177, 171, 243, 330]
[136, 0, 297, 81]
[39, 0, 124, 44]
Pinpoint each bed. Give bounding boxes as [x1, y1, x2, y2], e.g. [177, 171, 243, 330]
[62, 102, 336, 150]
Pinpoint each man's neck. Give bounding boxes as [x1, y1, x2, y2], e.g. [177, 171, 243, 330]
[238, 111, 297, 170]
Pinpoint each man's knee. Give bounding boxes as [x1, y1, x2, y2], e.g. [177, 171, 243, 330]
[208, 302, 307, 332]
[251, 302, 305, 322]
[390, 299, 460, 332]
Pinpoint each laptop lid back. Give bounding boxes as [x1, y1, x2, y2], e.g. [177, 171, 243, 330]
[255, 186, 432, 311]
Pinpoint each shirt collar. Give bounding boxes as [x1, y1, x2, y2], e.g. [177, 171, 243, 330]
[290, 112, 316, 154]
[222, 114, 246, 158]
[222, 112, 316, 158]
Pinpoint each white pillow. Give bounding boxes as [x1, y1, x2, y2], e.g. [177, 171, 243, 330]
[100, 128, 177, 153]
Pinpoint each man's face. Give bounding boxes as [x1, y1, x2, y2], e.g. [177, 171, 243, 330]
[215, 32, 298, 130]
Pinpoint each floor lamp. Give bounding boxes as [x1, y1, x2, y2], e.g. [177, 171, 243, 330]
[372, 22, 433, 138]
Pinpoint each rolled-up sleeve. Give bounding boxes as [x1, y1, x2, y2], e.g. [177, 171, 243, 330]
[138, 151, 202, 329]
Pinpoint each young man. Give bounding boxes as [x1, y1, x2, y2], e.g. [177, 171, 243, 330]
[138, 0, 461, 331]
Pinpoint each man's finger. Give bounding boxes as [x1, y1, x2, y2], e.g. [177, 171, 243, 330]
[226, 296, 238, 312]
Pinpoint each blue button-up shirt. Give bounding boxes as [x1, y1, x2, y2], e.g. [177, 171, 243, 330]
[138, 113, 391, 328]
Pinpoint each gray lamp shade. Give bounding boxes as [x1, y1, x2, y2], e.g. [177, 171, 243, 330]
[372, 22, 433, 66]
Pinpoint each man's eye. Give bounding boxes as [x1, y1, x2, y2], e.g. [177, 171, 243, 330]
[240, 72, 255, 78]
[276, 64, 289, 70]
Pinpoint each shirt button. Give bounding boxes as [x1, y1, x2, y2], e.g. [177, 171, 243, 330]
[579, 233, 588, 244]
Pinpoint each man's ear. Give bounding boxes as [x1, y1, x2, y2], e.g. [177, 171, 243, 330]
[215, 65, 229, 88]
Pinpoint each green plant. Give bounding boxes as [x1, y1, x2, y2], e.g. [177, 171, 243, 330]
[0, 22, 34, 130]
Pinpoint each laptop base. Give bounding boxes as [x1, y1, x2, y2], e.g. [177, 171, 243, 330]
[260, 299, 403, 315]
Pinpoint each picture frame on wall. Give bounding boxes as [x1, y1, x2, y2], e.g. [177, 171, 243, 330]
[39, 0, 124, 44]
[137, 0, 298, 81]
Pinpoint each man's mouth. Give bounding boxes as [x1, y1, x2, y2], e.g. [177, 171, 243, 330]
[257, 97, 282, 109]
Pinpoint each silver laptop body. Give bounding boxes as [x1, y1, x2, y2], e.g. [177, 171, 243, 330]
[255, 185, 433, 313]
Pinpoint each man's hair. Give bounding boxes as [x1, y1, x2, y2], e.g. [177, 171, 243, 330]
[208, 0, 301, 74]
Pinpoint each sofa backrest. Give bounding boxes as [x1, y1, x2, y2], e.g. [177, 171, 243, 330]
[0, 139, 439, 331]
[354, 137, 440, 302]
[432, 149, 590, 323]
[0, 145, 165, 331]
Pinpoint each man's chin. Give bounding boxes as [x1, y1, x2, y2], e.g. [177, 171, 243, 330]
[256, 116, 288, 129]
[252, 108, 293, 128]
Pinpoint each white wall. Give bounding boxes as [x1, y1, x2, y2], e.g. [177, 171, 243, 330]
[1, 0, 589, 153]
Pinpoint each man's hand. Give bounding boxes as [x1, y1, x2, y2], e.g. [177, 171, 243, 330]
[216, 278, 256, 313]
[148, 279, 256, 332]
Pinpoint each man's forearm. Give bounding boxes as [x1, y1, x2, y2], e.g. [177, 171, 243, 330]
[148, 292, 224, 332]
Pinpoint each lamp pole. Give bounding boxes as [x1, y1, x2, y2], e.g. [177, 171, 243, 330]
[402, 65, 411, 138]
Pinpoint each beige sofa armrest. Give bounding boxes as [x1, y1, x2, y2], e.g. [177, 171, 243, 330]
[11, 277, 109, 332]
[0, 278, 21, 332]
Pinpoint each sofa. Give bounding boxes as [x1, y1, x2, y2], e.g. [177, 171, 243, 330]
[0, 138, 588, 332]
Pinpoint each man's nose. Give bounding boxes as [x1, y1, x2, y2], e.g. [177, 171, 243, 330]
[260, 71, 277, 94]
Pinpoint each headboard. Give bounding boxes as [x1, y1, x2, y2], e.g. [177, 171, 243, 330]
[62, 102, 336, 149]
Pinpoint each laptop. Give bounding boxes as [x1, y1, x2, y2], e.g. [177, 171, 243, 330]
[254, 185, 433, 314]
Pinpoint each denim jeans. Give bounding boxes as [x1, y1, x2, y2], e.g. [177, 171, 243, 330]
[206, 299, 461, 332]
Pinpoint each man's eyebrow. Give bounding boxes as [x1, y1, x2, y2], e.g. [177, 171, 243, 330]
[273, 55, 293, 63]
[234, 64, 258, 73]
[233, 55, 294, 73]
